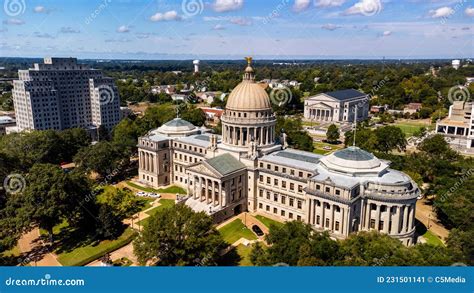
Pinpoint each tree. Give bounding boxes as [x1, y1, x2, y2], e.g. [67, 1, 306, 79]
[97, 187, 145, 219]
[133, 204, 226, 266]
[446, 229, 474, 266]
[326, 124, 339, 143]
[374, 126, 406, 153]
[18, 164, 91, 240]
[59, 128, 91, 162]
[95, 204, 124, 240]
[418, 134, 458, 161]
[112, 118, 141, 154]
[74, 141, 123, 178]
[180, 105, 206, 127]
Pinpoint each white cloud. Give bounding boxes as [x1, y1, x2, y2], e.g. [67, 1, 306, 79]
[382, 30, 392, 36]
[344, 0, 383, 16]
[213, 24, 226, 30]
[465, 7, 474, 17]
[315, 0, 345, 7]
[229, 17, 251, 26]
[60, 27, 80, 34]
[321, 24, 341, 30]
[293, 0, 311, 12]
[150, 10, 181, 21]
[34, 32, 54, 39]
[429, 6, 454, 18]
[117, 25, 130, 33]
[213, 0, 244, 12]
[3, 19, 25, 25]
[33, 6, 47, 13]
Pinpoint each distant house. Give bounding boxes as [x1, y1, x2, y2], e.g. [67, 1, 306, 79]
[304, 89, 369, 123]
[200, 91, 221, 104]
[403, 103, 422, 115]
[370, 105, 388, 114]
[200, 107, 224, 122]
[171, 94, 188, 102]
[0, 116, 15, 135]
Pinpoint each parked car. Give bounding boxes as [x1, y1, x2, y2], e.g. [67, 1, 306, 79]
[136, 191, 146, 197]
[149, 193, 161, 198]
[252, 225, 264, 237]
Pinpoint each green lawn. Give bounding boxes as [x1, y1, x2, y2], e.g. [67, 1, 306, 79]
[236, 244, 253, 266]
[40, 219, 69, 236]
[421, 230, 444, 247]
[313, 141, 342, 155]
[391, 121, 434, 137]
[255, 215, 284, 229]
[56, 227, 137, 266]
[218, 219, 257, 244]
[126, 181, 186, 194]
[138, 199, 175, 227]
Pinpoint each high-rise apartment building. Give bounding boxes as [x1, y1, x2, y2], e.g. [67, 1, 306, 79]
[12, 57, 121, 132]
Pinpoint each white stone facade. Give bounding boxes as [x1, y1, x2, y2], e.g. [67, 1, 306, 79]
[137, 62, 419, 245]
[304, 89, 369, 123]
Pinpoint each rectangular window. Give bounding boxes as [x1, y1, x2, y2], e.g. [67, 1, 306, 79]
[266, 205, 270, 211]
[274, 179, 278, 185]
[297, 215, 301, 221]
[316, 215, 320, 225]
[282, 181, 286, 188]
[298, 185, 303, 193]
[273, 208, 277, 214]
[299, 171, 303, 177]
[335, 189, 341, 195]
[281, 196, 286, 204]
[266, 192, 270, 200]
[325, 187, 330, 193]
[259, 190, 263, 197]
[289, 198, 294, 207]
[259, 203, 263, 209]
[290, 183, 294, 190]
[259, 175, 263, 182]
[325, 218, 330, 228]
[289, 213, 293, 219]
[266, 177, 271, 184]
[335, 221, 340, 231]
[273, 194, 278, 202]
[297, 201, 302, 209]
[282, 167, 286, 173]
[281, 210, 285, 216]
[275, 166, 279, 172]
[370, 219, 376, 229]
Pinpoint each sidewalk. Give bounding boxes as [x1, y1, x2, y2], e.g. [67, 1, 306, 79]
[17, 228, 62, 266]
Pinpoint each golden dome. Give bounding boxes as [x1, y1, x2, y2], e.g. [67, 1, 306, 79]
[225, 57, 272, 111]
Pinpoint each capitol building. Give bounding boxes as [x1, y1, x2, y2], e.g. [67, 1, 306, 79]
[137, 60, 420, 245]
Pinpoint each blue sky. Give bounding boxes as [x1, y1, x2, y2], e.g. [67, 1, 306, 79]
[1, 0, 473, 59]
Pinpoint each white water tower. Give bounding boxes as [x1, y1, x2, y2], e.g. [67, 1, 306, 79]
[193, 60, 200, 73]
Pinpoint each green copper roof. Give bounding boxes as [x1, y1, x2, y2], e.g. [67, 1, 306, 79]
[333, 147, 374, 161]
[205, 153, 246, 176]
[164, 118, 195, 128]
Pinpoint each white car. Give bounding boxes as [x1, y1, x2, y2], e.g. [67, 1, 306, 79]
[149, 193, 161, 198]
[136, 191, 146, 197]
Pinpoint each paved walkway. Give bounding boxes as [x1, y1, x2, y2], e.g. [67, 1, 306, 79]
[17, 228, 62, 266]
[86, 242, 138, 266]
[415, 198, 449, 243]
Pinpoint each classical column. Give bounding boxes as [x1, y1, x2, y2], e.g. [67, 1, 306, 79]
[407, 205, 415, 232]
[219, 182, 223, 207]
[375, 205, 381, 231]
[365, 202, 371, 230]
[307, 198, 312, 224]
[391, 206, 401, 234]
[383, 206, 390, 233]
[402, 205, 409, 233]
[321, 201, 326, 228]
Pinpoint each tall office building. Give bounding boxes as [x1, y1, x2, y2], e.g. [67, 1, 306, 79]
[12, 57, 121, 132]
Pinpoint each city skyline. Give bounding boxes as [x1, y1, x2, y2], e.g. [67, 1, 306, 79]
[1, 0, 473, 60]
